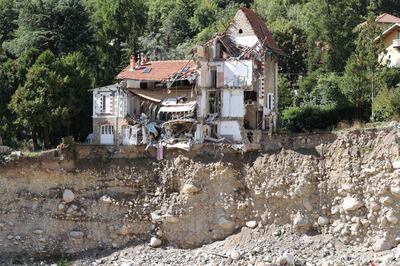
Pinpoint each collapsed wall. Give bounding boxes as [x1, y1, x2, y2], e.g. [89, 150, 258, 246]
[0, 127, 399, 258]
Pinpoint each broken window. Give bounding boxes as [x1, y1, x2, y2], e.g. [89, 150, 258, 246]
[210, 69, 217, 88]
[267, 93, 274, 110]
[244, 91, 257, 104]
[207, 90, 221, 114]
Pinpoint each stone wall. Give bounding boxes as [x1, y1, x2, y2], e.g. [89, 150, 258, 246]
[92, 117, 126, 145]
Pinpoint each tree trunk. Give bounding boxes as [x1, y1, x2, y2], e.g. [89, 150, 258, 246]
[32, 127, 39, 151]
[43, 126, 51, 149]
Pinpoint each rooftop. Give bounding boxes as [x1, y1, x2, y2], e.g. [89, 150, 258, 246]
[376, 13, 400, 24]
[116, 60, 196, 82]
[240, 8, 283, 54]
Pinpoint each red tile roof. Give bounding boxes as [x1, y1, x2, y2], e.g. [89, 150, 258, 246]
[376, 13, 400, 24]
[116, 60, 196, 81]
[240, 8, 283, 55]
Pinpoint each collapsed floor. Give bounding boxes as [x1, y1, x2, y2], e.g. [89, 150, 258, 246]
[0, 126, 399, 265]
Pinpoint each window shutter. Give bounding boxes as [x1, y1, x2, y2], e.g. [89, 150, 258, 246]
[107, 95, 113, 114]
[95, 94, 101, 114]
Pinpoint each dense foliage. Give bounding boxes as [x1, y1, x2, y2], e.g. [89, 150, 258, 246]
[0, 0, 400, 148]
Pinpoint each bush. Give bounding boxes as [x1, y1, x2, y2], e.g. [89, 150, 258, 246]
[281, 103, 354, 132]
[372, 88, 400, 121]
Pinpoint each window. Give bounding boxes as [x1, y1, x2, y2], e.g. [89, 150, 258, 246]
[143, 67, 152, 73]
[267, 93, 274, 110]
[101, 95, 106, 113]
[238, 29, 243, 34]
[210, 69, 217, 88]
[101, 125, 114, 134]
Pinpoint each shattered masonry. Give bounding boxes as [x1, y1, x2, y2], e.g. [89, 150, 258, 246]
[91, 8, 282, 151]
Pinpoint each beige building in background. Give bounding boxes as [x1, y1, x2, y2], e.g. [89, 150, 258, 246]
[375, 13, 400, 68]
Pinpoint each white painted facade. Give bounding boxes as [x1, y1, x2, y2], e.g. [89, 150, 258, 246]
[221, 89, 244, 118]
[219, 121, 242, 142]
[92, 85, 128, 119]
[223, 60, 253, 87]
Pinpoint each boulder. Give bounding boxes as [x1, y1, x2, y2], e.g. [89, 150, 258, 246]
[246, 220, 257, 228]
[63, 189, 75, 203]
[342, 197, 364, 211]
[390, 186, 400, 199]
[372, 238, 394, 252]
[293, 213, 309, 230]
[277, 253, 295, 266]
[149, 237, 162, 248]
[386, 209, 398, 224]
[182, 184, 200, 194]
[318, 216, 329, 226]
[392, 160, 400, 169]
[69, 231, 84, 239]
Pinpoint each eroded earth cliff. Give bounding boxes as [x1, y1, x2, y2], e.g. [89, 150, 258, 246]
[0, 126, 399, 265]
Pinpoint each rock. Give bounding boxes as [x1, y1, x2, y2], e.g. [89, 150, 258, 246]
[69, 231, 84, 239]
[150, 212, 163, 222]
[218, 217, 235, 231]
[381, 196, 394, 206]
[277, 253, 295, 266]
[33, 229, 43, 235]
[372, 238, 394, 252]
[149, 237, 162, 248]
[342, 197, 364, 211]
[293, 213, 309, 230]
[392, 160, 400, 169]
[164, 214, 179, 224]
[181, 184, 200, 194]
[246, 220, 257, 228]
[63, 189, 75, 203]
[318, 216, 329, 226]
[229, 249, 241, 260]
[369, 202, 380, 212]
[386, 209, 398, 224]
[303, 199, 313, 211]
[100, 195, 112, 203]
[390, 186, 400, 199]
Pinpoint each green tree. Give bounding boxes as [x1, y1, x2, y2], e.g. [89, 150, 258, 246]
[9, 50, 94, 148]
[9, 51, 66, 148]
[340, 12, 384, 119]
[0, 0, 18, 44]
[5, 0, 94, 56]
[85, 0, 147, 84]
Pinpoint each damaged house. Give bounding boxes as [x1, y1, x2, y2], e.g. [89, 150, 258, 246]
[91, 8, 282, 148]
[92, 55, 196, 146]
[194, 8, 283, 143]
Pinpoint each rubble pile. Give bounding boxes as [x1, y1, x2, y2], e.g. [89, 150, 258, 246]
[0, 127, 399, 265]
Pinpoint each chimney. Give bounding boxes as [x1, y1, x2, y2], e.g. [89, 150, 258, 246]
[129, 55, 136, 71]
[141, 52, 147, 65]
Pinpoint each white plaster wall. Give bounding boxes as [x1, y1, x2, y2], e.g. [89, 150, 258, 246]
[221, 89, 244, 118]
[219, 121, 242, 142]
[232, 36, 258, 48]
[224, 60, 252, 87]
[126, 79, 141, 89]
